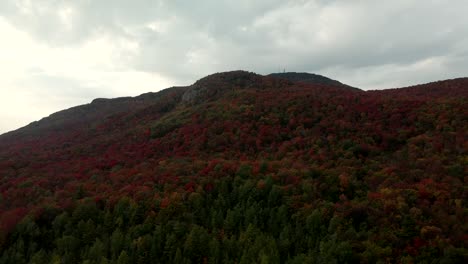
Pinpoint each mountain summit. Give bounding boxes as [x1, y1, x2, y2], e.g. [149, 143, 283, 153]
[268, 72, 358, 90]
[182, 71, 264, 104]
[181, 70, 357, 104]
[0, 71, 466, 263]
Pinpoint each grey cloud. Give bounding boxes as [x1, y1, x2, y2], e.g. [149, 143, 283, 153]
[1, 0, 467, 87]
[0, 73, 100, 134]
[16, 73, 104, 99]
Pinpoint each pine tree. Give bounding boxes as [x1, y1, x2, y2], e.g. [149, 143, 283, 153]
[117, 250, 129, 264]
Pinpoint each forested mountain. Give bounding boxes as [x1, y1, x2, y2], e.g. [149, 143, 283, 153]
[268, 72, 358, 91]
[0, 71, 466, 263]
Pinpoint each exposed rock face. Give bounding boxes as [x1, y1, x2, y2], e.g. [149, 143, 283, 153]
[182, 70, 262, 104]
[181, 84, 207, 104]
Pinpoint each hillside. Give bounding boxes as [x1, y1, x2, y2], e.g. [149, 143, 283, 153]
[0, 71, 466, 263]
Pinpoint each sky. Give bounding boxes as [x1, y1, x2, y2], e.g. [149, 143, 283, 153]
[1, 0, 467, 134]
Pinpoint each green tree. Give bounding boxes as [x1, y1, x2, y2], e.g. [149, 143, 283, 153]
[208, 237, 221, 264]
[87, 238, 105, 263]
[110, 229, 125, 259]
[30, 249, 49, 264]
[173, 248, 184, 264]
[117, 250, 130, 264]
[183, 225, 209, 261]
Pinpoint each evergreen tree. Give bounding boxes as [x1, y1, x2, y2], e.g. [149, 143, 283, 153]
[117, 250, 130, 264]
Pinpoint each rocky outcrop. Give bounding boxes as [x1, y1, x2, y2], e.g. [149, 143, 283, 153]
[182, 70, 263, 104]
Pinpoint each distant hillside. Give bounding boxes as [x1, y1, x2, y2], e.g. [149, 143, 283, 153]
[0, 86, 188, 140]
[369, 77, 468, 99]
[0, 71, 466, 263]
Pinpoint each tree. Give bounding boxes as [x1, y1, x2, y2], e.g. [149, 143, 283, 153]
[86, 239, 105, 263]
[117, 250, 130, 264]
[110, 229, 125, 260]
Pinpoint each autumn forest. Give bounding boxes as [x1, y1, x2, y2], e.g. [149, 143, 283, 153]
[0, 71, 466, 263]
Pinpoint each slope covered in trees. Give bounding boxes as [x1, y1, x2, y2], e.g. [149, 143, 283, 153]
[0, 71, 466, 263]
[268, 72, 359, 91]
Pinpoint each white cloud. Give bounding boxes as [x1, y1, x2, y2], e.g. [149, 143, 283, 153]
[0, 17, 172, 134]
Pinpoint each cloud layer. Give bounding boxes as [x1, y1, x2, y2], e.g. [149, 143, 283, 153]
[1, 0, 467, 133]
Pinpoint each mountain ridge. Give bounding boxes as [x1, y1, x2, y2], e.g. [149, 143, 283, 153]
[0, 71, 351, 137]
[2, 71, 465, 138]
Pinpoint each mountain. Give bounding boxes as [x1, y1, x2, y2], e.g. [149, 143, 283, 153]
[268, 72, 359, 90]
[0, 71, 466, 263]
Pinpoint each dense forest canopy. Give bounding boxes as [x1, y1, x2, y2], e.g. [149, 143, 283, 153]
[0, 71, 466, 263]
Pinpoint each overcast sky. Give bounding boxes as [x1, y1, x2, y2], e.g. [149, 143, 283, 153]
[1, 0, 467, 134]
